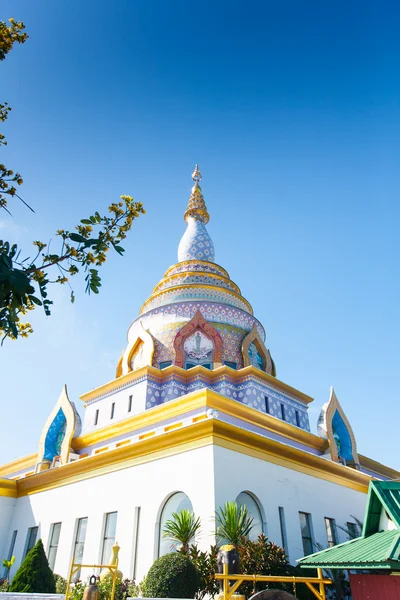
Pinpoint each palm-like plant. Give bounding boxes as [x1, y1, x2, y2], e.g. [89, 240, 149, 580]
[215, 502, 254, 546]
[163, 509, 201, 553]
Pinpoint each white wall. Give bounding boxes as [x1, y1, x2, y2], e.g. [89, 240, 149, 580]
[83, 380, 147, 434]
[0, 442, 369, 586]
[213, 445, 367, 562]
[0, 496, 16, 570]
[2, 445, 216, 583]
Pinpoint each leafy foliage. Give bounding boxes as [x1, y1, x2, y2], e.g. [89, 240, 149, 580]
[179, 544, 219, 600]
[237, 534, 290, 597]
[2, 554, 15, 578]
[215, 501, 254, 546]
[0, 18, 145, 341]
[68, 577, 138, 600]
[9, 539, 55, 593]
[142, 552, 200, 599]
[54, 573, 67, 594]
[163, 509, 202, 553]
[0, 198, 145, 341]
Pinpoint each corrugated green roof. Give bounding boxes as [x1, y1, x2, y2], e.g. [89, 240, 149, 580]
[363, 481, 400, 536]
[298, 530, 400, 570]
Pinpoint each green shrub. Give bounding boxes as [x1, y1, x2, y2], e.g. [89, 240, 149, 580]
[142, 553, 200, 599]
[9, 539, 55, 593]
[179, 545, 219, 600]
[54, 573, 67, 594]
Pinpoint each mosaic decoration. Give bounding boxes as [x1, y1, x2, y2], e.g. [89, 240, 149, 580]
[242, 324, 276, 376]
[166, 260, 229, 279]
[184, 330, 214, 361]
[178, 217, 215, 263]
[141, 371, 310, 431]
[248, 342, 264, 370]
[174, 310, 223, 368]
[141, 284, 252, 314]
[154, 272, 239, 294]
[317, 387, 359, 468]
[43, 408, 67, 461]
[37, 385, 81, 470]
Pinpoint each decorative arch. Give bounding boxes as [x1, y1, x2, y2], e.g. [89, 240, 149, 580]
[242, 325, 275, 376]
[122, 322, 155, 375]
[236, 490, 266, 540]
[173, 310, 223, 368]
[157, 491, 194, 557]
[36, 385, 81, 471]
[317, 387, 360, 469]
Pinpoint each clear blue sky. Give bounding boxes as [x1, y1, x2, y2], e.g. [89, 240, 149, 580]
[1, 0, 399, 468]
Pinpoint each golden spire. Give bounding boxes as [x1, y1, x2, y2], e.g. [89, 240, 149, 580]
[183, 164, 210, 224]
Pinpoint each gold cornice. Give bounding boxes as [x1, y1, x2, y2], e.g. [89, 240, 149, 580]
[0, 453, 37, 478]
[359, 454, 400, 480]
[139, 284, 254, 316]
[15, 418, 371, 497]
[0, 478, 18, 498]
[74, 389, 323, 452]
[152, 272, 241, 295]
[74, 390, 208, 449]
[80, 364, 314, 405]
[164, 260, 230, 280]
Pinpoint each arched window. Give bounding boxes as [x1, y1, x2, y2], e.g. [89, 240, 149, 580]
[236, 491, 264, 540]
[183, 330, 214, 370]
[158, 492, 193, 556]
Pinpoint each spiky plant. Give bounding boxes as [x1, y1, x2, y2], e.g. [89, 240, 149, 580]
[215, 502, 254, 546]
[162, 509, 201, 553]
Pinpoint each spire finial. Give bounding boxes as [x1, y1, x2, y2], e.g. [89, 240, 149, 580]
[183, 164, 210, 224]
[192, 164, 202, 183]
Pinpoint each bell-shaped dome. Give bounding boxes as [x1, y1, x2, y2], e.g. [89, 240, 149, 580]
[121, 166, 274, 377]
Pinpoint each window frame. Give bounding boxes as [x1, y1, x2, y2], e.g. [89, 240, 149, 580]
[24, 526, 38, 558]
[72, 517, 88, 581]
[299, 511, 314, 555]
[47, 522, 62, 570]
[101, 512, 118, 566]
[278, 507, 289, 558]
[324, 517, 338, 547]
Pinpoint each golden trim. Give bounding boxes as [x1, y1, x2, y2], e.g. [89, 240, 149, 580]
[80, 364, 313, 405]
[152, 272, 241, 296]
[139, 284, 254, 316]
[164, 422, 183, 432]
[0, 453, 37, 478]
[15, 418, 371, 497]
[242, 325, 274, 375]
[359, 454, 400, 479]
[164, 260, 230, 280]
[74, 388, 320, 452]
[0, 478, 18, 498]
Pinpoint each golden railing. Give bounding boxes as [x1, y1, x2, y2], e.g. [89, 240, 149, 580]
[64, 559, 119, 600]
[215, 563, 332, 600]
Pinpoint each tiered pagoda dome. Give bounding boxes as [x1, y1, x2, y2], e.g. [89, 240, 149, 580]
[119, 166, 275, 377]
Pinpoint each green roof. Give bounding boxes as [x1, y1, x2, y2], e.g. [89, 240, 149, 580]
[298, 529, 400, 570]
[298, 481, 400, 571]
[363, 480, 400, 536]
